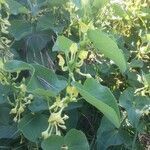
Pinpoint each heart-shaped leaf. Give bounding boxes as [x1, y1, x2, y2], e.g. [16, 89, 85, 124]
[27, 64, 67, 97]
[0, 84, 10, 104]
[37, 13, 66, 33]
[28, 96, 48, 112]
[41, 129, 89, 150]
[8, 20, 32, 40]
[18, 113, 48, 142]
[6, 0, 28, 15]
[93, 0, 109, 9]
[119, 88, 150, 128]
[96, 117, 133, 150]
[143, 73, 150, 86]
[26, 33, 49, 52]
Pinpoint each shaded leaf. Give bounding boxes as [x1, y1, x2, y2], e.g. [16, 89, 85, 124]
[37, 14, 66, 33]
[0, 106, 18, 139]
[41, 129, 89, 150]
[0, 84, 10, 104]
[130, 59, 144, 68]
[28, 96, 48, 112]
[93, 0, 109, 9]
[18, 113, 48, 142]
[26, 33, 49, 52]
[143, 73, 150, 86]
[119, 88, 140, 127]
[42, 136, 64, 150]
[27, 64, 67, 97]
[0, 125, 18, 139]
[47, 0, 68, 6]
[6, 0, 28, 15]
[64, 129, 89, 150]
[8, 20, 32, 40]
[96, 117, 132, 150]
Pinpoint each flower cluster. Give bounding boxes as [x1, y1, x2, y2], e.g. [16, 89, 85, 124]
[57, 43, 91, 81]
[42, 85, 79, 139]
[9, 82, 34, 122]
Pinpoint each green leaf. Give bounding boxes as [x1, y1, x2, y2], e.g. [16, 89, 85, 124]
[127, 71, 141, 87]
[41, 136, 64, 150]
[52, 36, 74, 54]
[28, 96, 48, 112]
[41, 129, 89, 150]
[18, 113, 48, 142]
[0, 106, 18, 139]
[97, 117, 122, 150]
[8, 20, 32, 40]
[129, 59, 144, 68]
[93, 0, 109, 9]
[64, 129, 89, 150]
[0, 125, 18, 139]
[0, 84, 10, 104]
[119, 88, 145, 127]
[112, 4, 127, 18]
[87, 29, 127, 72]
[6, 0, 28, 15]
[143, 73, 150, 86]
[2, 60, 34, 75]
[74, 78, 121, 128]
[119, 88, 150, 130]
[47, 0, 68, 6]
[26, 33, 49, 52]
[65, 110, 79, 130]
[27, 64, 67, 97]
[81, 0, 91, 13]
[37, 14, 55, 31]
[96, 117, 132, 150]
[37, 14, 65, 33]
[0, 106, 12, 125]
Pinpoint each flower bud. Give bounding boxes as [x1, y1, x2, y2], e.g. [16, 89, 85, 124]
[57, 54, 65, 67]
[20, 84, 27, 92]
[63, 114, 69, 120]
[28, 94, 34, 100]
[13, 116, 18, 122]
[18, 106, 24, 113]
[70, 43, 78, 54]
[10, 107, 17, 114]
[58, 124, 67, 130]
[78, 50, 88, 60]
[42, 130, 49, 139]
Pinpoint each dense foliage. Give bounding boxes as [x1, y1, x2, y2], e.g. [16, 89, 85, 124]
[0, 0, 150, 149]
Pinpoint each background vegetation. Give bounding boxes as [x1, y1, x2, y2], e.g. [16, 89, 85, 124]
[0, 0, 150, 149]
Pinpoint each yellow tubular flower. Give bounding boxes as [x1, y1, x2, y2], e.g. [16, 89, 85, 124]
[78, 50, 88, 60]
[76, 68, 92, 78]
[70, 43, 78, 61]
[57, 54, 65, 67]
[48, 112, 65, 125]
[79, 21, 94, 33]
[70, 43, 78, 54]
[79, 21, 89, 33]
[57, 54, 68, 71]
[66, 85, 78, 98]
[19, 84, 27, 93]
